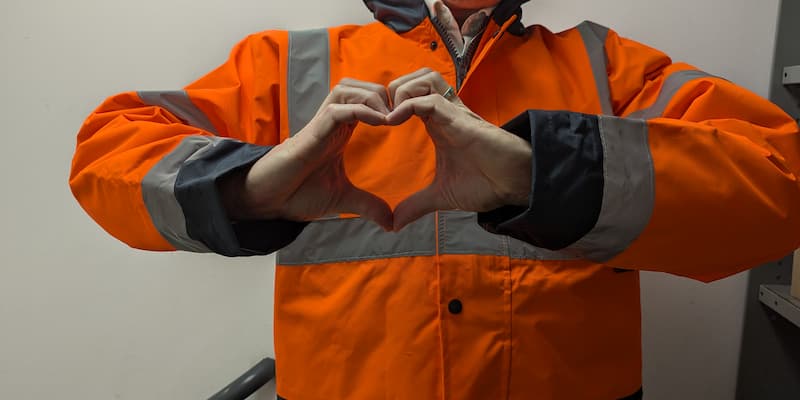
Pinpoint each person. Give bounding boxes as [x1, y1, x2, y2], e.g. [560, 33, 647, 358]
[69, 0, 800, 398]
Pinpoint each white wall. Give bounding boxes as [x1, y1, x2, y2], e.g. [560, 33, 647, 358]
[0, 0, 779, 399]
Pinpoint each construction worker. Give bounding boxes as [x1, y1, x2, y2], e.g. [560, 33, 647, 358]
[69, 0, 800, 398]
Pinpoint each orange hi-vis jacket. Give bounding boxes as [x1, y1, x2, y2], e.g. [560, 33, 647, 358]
[70, 0, 800, 398]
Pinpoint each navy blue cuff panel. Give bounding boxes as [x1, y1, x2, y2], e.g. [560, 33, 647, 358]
[232, 218, 309, 256]
[478, 110, 604, 250]
[175, 140, 307, 257]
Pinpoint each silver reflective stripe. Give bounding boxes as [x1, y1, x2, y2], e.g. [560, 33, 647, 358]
[562, 116, 655, 262]
[626, 70, 715, 120]
[439, 211, 506, 256]
[276, 214, 436, 265]
[288, 29, 331, 136]
[508, 236, 579, 261]
[577, 21, 614, 116]
[141, 136, 229, 253]
[138, 90, 218, 134]
[440, 211, 576, 260]
[277, 210, 577, 265]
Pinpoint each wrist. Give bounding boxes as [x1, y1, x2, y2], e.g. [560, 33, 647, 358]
[496, 130, 532, 207]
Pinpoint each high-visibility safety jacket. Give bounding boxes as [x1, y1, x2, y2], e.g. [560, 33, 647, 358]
[70, 0, 800, 398]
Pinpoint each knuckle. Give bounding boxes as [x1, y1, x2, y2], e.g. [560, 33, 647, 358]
[330, 84, 345, 98]
[365, 82, 384, 92]
[322, 103, 340, 115]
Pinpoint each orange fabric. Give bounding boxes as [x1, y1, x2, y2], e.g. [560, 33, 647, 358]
[70, 34, 285, 249]
[70, 17, 800, 400]
[603, 31, 800, 281]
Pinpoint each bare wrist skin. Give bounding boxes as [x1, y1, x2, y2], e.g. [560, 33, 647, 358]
[495, 129, 532, 207]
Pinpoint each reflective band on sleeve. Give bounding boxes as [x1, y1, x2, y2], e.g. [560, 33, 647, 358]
[561, 116, 655, 261]
[138, 90, 218, 135]
[287, 29, 331, 136]
[277, 211, 575, 265]
[577, 21, 614, 116]
[141, 136, 228, 253]
[277, 214, 436, 265]
[626, 69, 715, 120]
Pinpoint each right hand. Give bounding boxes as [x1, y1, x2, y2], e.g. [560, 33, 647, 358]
[223, 78, 394, 230]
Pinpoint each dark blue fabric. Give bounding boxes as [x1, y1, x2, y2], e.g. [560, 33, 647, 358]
[362, 0, 429, 33]
[620, 387, 644, 400]
[363, 0, 529, 35]
[478, 110, 604, 250]
[175, 140, 308, 257]
[491, 0, 529, 35]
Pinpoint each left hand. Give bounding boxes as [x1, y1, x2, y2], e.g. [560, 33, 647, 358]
[385, 68, 533, 231]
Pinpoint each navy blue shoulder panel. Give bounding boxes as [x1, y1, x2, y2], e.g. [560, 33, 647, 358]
[363, 0, 529, 35]
[363, 0, 429, 33]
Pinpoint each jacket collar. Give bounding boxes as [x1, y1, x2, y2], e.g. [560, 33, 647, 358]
[363, 0, 528, 35]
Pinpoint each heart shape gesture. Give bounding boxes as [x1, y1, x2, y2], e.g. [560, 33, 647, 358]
[384, 68, 532, 231]
[222, 69, 531, 232]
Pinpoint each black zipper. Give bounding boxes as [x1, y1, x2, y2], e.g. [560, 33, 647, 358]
[430, 16, 487, 90]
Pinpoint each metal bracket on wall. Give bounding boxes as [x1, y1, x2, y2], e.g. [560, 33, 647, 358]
[784, 65, 800, 116]
[785, 65, 800, 85]
[759, 284, 800, 328]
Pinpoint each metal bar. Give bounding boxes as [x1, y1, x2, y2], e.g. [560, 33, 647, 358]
[783, 65, 800, 85]
[759, 284, 800, 328]
[208, 358, 276, 400]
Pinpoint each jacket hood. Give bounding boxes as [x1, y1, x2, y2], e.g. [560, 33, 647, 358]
[363, 0, 529, 35]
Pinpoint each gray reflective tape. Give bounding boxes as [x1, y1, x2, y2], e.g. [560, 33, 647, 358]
[439, 211, 506, 256]
[287, 29, 331, 136]
[138, 90, 218, 135]
[276, 210, 578, 265]
[562, 116, 655, 262]
[508, 236, 580, 261]
[577, 21, 614, 116]
[141, 136, 227, 253]
[626, 70, 715, 120]
[276, 214, 436, 265]
[441, 211, 577, 260]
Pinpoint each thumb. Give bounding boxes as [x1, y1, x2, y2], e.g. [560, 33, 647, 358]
[339, 185, 394, 231]
[393, 184, 448, 231]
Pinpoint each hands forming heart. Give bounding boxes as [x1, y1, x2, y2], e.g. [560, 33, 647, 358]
[225, 68, 532, 232]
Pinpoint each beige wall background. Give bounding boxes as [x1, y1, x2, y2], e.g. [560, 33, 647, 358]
[0, 0, 780, 398]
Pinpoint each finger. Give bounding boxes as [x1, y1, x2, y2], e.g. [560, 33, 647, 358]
[328, 103, 388, 125]
[392, 185, 449, 232]
[393, 80, 437, 109]
[393, 69, 452, 107]
[312, 103, 388, 139]
[338, 78, 391, 109]
[392, 70, 439, 107]
[340, 185, 394, 231]
[385, 95, 441, 125]
[327, 85, 391, 114]
[387, 68, 435, 106]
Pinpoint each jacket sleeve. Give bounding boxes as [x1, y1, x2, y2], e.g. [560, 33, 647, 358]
[69, 31, 308, 257]
[479, 24, 800, 282]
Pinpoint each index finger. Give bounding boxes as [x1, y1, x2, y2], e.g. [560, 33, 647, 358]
[387, 68, 436, 107]
[339, 78, 390, 109]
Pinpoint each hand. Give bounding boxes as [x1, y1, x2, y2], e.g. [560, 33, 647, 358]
[223, 78, 394, 230]
[386, 68, 532, 231]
